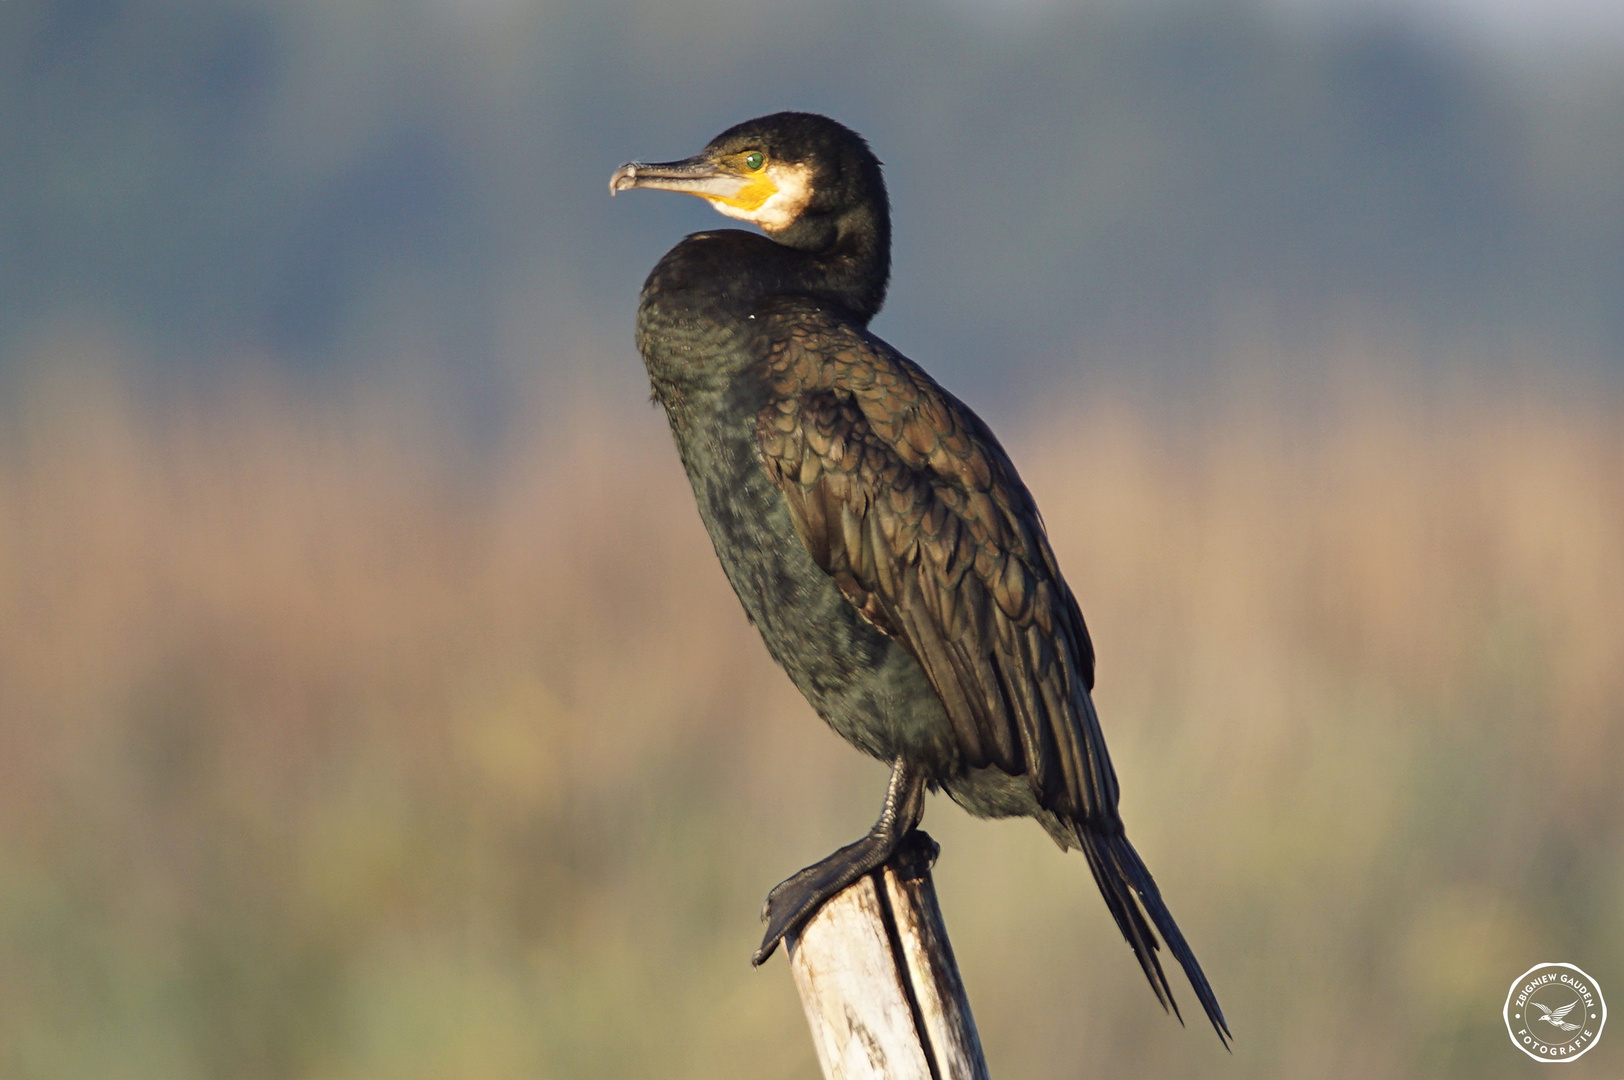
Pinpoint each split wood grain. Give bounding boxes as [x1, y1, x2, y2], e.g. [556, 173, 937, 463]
[786, 832, 990, 1080]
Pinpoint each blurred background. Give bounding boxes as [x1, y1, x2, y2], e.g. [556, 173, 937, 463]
[1, 0, 1622, 1076]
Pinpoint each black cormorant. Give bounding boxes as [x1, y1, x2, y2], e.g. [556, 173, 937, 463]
[610, 112, 1228, 1044]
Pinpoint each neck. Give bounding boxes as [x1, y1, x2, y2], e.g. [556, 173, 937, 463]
[769, 201, 890, 324]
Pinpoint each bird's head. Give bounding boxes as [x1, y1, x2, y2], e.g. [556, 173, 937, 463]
[610, 112, 889, 256]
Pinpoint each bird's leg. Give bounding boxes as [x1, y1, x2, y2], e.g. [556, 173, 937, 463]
[753, 757, 927, 965]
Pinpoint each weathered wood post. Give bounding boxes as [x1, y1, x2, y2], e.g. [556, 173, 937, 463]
[785, 831, 991, 1080]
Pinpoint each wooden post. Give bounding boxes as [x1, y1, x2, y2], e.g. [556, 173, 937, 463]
[786, 831, 991, 1080]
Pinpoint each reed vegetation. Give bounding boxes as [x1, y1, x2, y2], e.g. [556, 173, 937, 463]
[1, 355, 1619, 1078]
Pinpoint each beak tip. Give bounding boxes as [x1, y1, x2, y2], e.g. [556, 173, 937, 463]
[608, 162, 639, 197]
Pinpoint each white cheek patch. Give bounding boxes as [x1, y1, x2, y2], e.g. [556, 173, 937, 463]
[710, 162, 814, 233]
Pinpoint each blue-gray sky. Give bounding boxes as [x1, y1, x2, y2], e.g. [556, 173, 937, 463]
[3, 0, 1622, 418]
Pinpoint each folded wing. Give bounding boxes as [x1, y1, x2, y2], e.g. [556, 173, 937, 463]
[754, 300, 1115, 825]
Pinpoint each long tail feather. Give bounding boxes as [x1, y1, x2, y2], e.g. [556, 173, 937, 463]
[1076, 826, 1231, 1047]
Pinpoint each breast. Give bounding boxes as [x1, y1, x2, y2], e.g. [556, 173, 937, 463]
[659, 376, 958, 774]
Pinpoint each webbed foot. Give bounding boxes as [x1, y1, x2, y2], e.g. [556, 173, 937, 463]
[751, 758, 927, 965]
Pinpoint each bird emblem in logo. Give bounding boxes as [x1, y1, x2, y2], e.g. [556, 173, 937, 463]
[1531, 999, 1582, 1032]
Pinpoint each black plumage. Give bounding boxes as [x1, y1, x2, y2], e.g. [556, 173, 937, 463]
[610, 112, 1228, 1044]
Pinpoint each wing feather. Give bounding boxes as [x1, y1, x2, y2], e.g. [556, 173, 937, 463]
[754, 302, 1109, 822]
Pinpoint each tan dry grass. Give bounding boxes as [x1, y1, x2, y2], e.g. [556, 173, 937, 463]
[0, 357, 1620, 1079]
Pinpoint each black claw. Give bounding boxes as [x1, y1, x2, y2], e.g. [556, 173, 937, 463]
[754, 876, 824, 965]
[753, 906, 804, 964]
[891, 829, 939, 878]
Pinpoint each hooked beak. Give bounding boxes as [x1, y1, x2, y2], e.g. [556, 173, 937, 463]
[608, 155, 750, 201]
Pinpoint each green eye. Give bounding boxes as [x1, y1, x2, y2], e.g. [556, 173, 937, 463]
[744, 152, 765, 171]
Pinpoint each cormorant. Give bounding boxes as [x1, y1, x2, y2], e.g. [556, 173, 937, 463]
[610, 112, 1229, 1044]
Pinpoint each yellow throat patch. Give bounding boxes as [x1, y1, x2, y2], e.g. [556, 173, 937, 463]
[703, 170, 777, 212]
